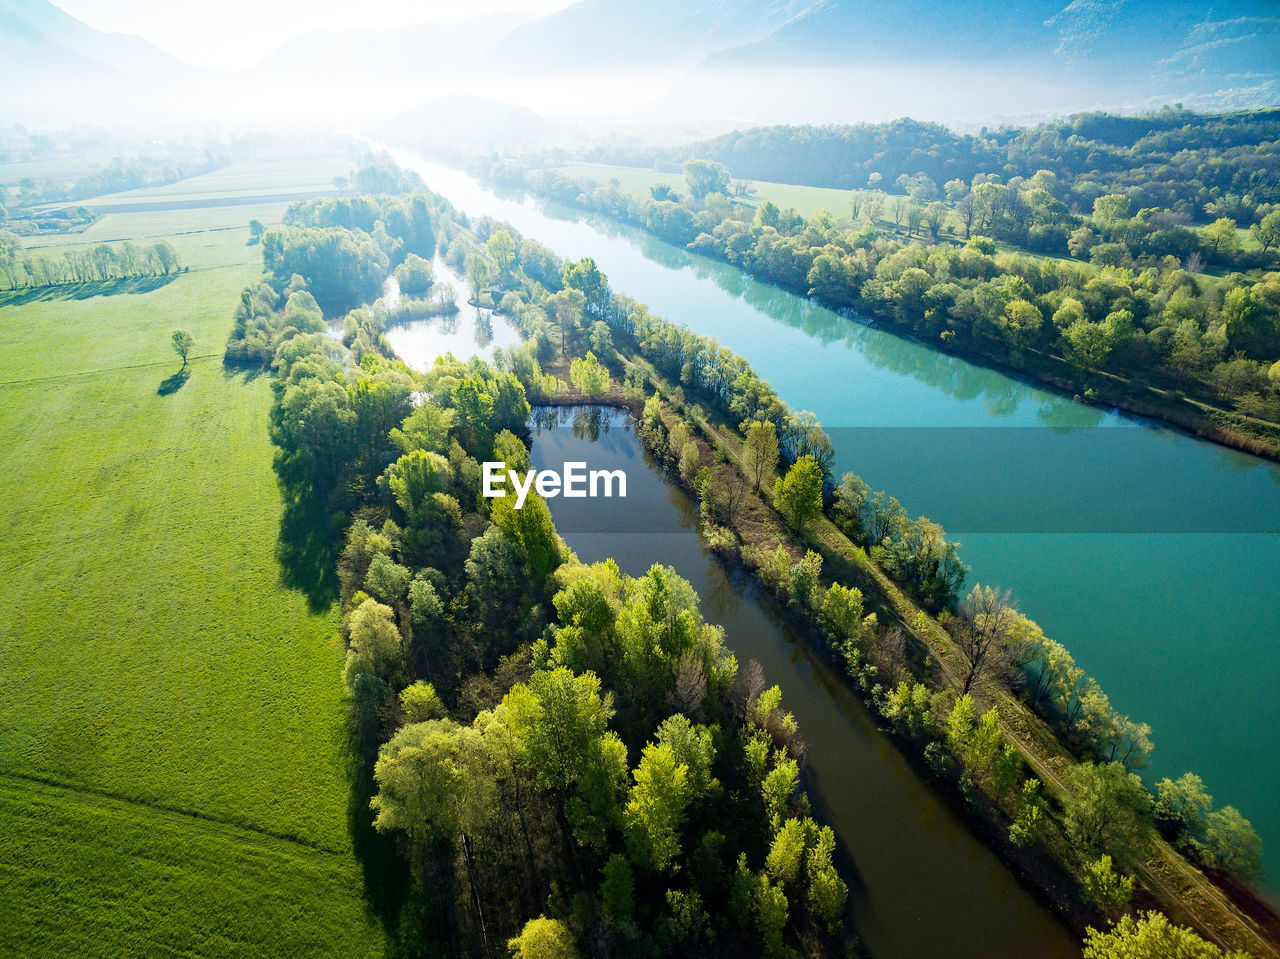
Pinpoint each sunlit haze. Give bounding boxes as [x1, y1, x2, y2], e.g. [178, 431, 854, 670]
[55, 0, 577, 68]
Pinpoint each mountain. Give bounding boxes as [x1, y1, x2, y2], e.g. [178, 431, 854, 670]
[489, 0, 812, 69]
[388, 95, 568, 150]
[0, 0, 218, 123]
[250, 13, 535, 83]
[705, 0, 1280, 95]
[0, 0, 206, 80]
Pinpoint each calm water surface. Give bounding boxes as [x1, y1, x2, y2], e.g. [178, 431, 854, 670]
[393, 152, 1280, 900]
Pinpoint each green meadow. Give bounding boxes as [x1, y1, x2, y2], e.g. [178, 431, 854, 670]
[552, 160, 885, 219]
[0, 164, 386, 957]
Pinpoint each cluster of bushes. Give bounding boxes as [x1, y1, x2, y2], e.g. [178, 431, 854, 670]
[239, 179, 853, 957]
[0, 234, 182, 289]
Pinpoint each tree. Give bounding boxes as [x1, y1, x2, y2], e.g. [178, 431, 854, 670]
[1092, 194, 1131, 225]
[1083, 911, 1250, 959]
[925, 201, 948, 241]
[170, 329, 194, 370]
[683, 159, 730, 201]
[772, 455, 823, 530]
[569, 351, 611, 397]
[765, 817, 808, 884]
[552, 288, 586, 357]
[370, 718, 464, 845]
[400, 681, 445, 723]
[956, 585, 1016, 694]
[465, 252, 490, 302]
[742, 419, 780, 492]
[1061, 761, 1152, 861]
[650, 182, 678, 202]
[1203, 217, 1240, 258]
[248, 219, 264, 239]
[1250, 209, 1280, 256]
[1154, 772, 1212, 833]
[1063, 319, 1114, 374]
[485, 228, 517, 281]
[343, 598, 403, 692]
[501, 668, 627, 847]
[806, 824, 847, 932]
[997, 299, 1043, 356]
[508, 916, 581, 959]
[562, 257, 609, 318]
[1081, 855, 1134, 912]
[1202, 806, 1263, 878]
[624, 741, 692, 872]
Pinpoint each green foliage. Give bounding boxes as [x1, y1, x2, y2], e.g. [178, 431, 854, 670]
[399, 681, 445, 723]
[363, 552, 410, 606]
[1009, 779, 1046, 848]
[761, 756, 800, 828]
[569, 350, 611, 397]
[1083, 910, 1251, 959]
[1061, 762, 1152, 863]
[655, 715, 718, 798]
[765, 817, 808, 884]
[772, 455, 823, 529]
[170, 328, 194, 366]
[683, 159, 731, 201]
[1081, 855, 1134, 912]
[507, 916, 581, 959]
[807, 824, 847, 932]
[502, 668, 628, 849]
[369, 719, 465, 845]
[752, 872, 790, 958]
[624, 741, 692, 872]
[342, 598, 403, 692]
[742, 419, 780, 491]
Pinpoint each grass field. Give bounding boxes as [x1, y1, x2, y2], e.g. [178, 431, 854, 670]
[0, 162, 386, 957]
[552, 161, 881, 220]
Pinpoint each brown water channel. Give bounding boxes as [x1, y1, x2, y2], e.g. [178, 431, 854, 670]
[528, 405, 1078, 959]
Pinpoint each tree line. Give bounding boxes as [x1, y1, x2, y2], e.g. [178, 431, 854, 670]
[227, 178, 852, 957]
[585, 107, 1280, 232]
[485, 159, 1280, 448]
[0, 233, 182, 290]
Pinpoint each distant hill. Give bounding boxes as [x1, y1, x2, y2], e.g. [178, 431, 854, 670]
[0, 0, 207, 82]
[486, 0, 1279, 115]
[388, 95, 564, 149]
[490, 0, 812, 69]
[704, 0, 1280, 96]
[0, 0, 218, 123]
[250, 13, 534, 82]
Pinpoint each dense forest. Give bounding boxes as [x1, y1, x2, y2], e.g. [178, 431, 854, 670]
[224, 161, 850, 958]
[478, 110, 1280, 457]
[591, 109, 1280, 229]
[222, 154, 1266, 957]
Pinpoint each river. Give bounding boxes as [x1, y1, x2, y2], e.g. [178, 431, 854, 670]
[527, 404, 1078, 959]
[390, 152, 1280, 902]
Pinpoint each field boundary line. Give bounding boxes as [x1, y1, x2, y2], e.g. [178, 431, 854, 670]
[0, 768, 347, 857]
[0, 352, 224, 388]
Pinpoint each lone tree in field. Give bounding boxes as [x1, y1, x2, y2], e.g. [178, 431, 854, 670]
[171, 329, 194, 370]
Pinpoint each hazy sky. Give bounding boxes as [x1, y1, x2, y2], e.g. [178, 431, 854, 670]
[56, 0, 577, 69]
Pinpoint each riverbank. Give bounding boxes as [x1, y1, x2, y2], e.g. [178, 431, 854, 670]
[502, 171, 1280, 465]
[555, 339, 1280, 958]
